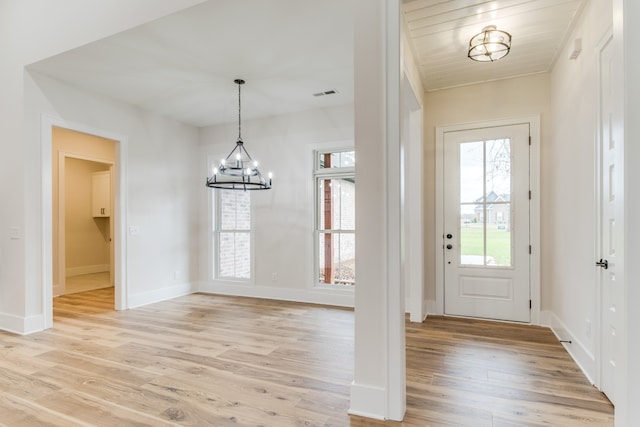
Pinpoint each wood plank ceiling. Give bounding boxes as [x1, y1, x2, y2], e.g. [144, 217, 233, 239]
[403, 0, 587, 91]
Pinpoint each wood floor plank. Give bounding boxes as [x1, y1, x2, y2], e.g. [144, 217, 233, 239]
[0, 288, 614, 426]
[35, 390, 176, 427]
[0, 392, 90, 427]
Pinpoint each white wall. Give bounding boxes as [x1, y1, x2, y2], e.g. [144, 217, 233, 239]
[423, 73, 551, 310]
[546, 0, 613, 381]
[618, 1, 640, 424]
[198, 104, 354, 306]
[64, 158, 111, 275]
[0, 0, 206, 332]
[21, 70, 201, 327]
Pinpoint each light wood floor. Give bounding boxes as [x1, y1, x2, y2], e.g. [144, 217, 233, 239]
[0, 288, 613, 426]
[64, 272, 111, 295]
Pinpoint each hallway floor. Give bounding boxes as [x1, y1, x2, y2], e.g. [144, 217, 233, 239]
[0, 290, 614, 426]
[65, 272, 111, 294]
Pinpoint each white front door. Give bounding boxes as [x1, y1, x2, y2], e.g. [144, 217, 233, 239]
[443, 123, 531, 322]
[598, 34, 617, 404]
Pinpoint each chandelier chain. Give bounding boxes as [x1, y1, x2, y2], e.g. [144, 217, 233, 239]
[237, 81, 242, 140]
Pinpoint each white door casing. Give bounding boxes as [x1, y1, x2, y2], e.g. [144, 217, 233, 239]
[41, 115, 129, 330]
[436, 117, 540, 324]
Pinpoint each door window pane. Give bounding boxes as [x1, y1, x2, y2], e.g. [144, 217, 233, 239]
[486, 139, 511, 196]
[460, 141, 484, 203]
[459, 139, 513, 267]
[460, 205, 484, 265]
[486, 204, 512, 266]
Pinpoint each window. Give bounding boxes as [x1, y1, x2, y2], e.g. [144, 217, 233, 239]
[213, 189, 251, 280]
[314, 149, 355, 286]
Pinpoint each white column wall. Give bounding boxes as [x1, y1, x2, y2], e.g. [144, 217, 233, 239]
[616, 0, 640, 424]
[350, 0, 405, 421]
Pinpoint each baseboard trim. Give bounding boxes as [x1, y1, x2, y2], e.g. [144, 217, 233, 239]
[0, 312, 45, 335]
[66, 264, 109, 277]
[196, 282, 354, 308]
[128, 282, 196, 309]
[425, 298, 437, 316]
[349, 382, 387, 420]
[543, 310, 596, 384]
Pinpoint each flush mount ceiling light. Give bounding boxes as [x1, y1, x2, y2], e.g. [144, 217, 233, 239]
[206, 79, 272, 191]
[468, 25, 512, 62]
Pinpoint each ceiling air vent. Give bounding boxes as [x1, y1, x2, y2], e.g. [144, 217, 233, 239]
[313, 89, 339, 97]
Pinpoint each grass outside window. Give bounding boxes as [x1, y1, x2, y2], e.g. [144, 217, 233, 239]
[460, 223, 512, 266]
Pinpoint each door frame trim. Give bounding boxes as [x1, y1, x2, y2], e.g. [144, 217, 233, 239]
[41, 115, 129, 329]
[56, 152, 114, 297]
[435, 116, 541, 324]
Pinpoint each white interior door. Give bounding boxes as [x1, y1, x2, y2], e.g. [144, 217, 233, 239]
[598, 34, 617, 404]
[443, 123, 530, 322]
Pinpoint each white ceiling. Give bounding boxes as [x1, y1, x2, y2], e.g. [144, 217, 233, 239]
[403, 0, 587, 91]
[28, 0, 354, 127]
[28, 0, 586, 128]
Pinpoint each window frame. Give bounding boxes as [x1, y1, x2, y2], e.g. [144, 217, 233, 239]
[212, 187, 253, 283]
[313, 148, 356, 288]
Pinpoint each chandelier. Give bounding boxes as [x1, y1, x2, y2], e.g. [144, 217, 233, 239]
[206, 79, 272, 191]
[468, 25, 512, 62]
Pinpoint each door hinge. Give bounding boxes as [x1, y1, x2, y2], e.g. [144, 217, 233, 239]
[530, 299, 532, 309]
[529, 135, 532, 146]
[529, 190, 531, 200]
[529, 245, 532, 254]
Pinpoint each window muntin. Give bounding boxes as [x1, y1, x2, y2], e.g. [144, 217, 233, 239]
[214, 189, 251, 280]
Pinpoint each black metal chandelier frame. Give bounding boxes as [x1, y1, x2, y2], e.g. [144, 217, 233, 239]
[206, 79, 272, 191]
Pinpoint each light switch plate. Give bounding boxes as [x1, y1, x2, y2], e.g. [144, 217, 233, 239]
[9, 226, 21, 240]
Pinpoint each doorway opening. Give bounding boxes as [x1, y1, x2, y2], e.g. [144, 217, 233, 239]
[42, 117, 128, 328]
[59, 156, 113, 296]
[435, 117, 541, 324]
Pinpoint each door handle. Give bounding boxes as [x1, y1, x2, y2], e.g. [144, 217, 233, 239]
[596, 259, 608, 269]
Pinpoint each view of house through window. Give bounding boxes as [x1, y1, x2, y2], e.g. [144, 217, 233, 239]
[315, 149, 355, 286]
[459, 138, 512, 266]
[213, 189, 251, 279]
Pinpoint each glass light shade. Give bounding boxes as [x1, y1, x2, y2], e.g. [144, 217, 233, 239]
[468, 25, 512, 62]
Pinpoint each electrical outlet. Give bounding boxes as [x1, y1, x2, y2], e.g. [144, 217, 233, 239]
[129, 225, 140, 236]
[271, 272, 278, 282]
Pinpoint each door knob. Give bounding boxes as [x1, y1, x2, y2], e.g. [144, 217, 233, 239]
[446, 244, 453, 250]
[446, 234, 453, 239]
[596, 259, 608, 269]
